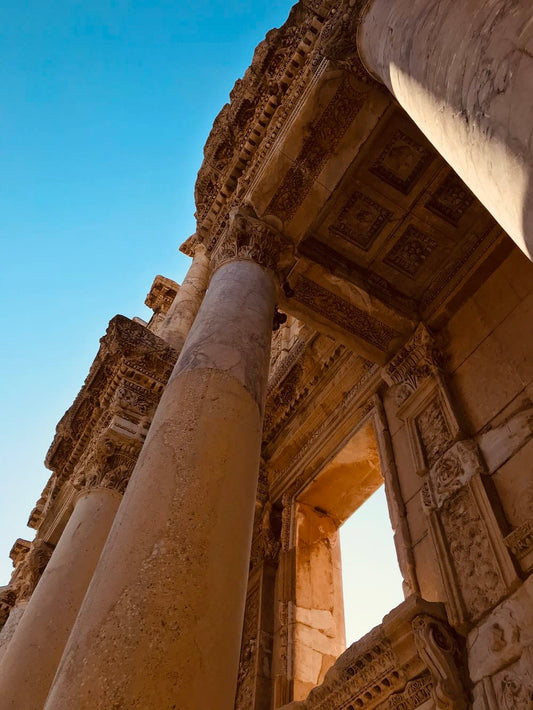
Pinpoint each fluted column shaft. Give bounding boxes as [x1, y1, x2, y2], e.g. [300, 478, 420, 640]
[0, 487, 121, 710]
[358, 0, 533, 260]
[44, 211, 282, 710]
[157, 242, 210, 351]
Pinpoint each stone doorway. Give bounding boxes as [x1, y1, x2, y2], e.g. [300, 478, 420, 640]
[290, 418, 402, 700]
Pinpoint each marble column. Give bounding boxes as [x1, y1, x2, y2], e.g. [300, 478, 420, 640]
[0, 487, 121, 710]
[157, 236, 210, 351]
[358, 0, 533, 260]
[44, 208, 284, 710]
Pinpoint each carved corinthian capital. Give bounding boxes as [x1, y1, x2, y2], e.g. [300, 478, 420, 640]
[319, 0, 376, 82]
[210, 204, 293, 277]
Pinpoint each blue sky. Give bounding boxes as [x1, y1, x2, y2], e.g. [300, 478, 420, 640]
[0, 0, 403, 644]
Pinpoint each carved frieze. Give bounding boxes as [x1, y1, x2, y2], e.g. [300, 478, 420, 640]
[380, 673, 433, 710]
[292, 275, 399, 352]
[267, 77, 368, 223]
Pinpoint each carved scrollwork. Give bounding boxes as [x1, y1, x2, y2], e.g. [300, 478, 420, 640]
[412, 614, 468, 710]
[210, 203, 293, 276]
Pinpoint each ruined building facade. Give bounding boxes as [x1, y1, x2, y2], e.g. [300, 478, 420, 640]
[1, 1, 533, 709]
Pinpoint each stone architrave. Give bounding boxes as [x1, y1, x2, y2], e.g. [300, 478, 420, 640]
[358, 0, 533, 259]
[0, 447, 133, 710]
[156, 234, 210, 352]
[43, 205, 288, 710]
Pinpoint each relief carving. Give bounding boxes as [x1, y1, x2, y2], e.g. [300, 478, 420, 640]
[440, 487, 507, 621]
[426, 171, 475, 225]
[415, 397, 454, 469]
[293, 275, 399, 351]
[210, 203, 293, 275]
[505, 520, 533, 566]
[426, 440, 486, 508]
[370, 131, 433, 194]
[11, 539, 54, 602]
[412, 615, 467, 710]
[382, 673, 433, 710]
[0, 587, 16, 629]
[73, 437, 137, 495]
[267, 77, 367, 222]
[329, 190, 393, 251]
[383, 226, 437, 280]
[382, 324, 441, 395]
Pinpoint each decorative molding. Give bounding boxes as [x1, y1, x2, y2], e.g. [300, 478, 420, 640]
[293, 275, 400, 351]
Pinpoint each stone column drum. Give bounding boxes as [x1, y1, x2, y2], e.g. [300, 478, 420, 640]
[358, 0, 533, 259]
[0, 487, 121, 710]
[44, 210, 284, 710]
[157, 236, 210, 351]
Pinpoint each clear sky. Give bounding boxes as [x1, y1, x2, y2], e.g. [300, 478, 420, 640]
[1, 0, 403, 646]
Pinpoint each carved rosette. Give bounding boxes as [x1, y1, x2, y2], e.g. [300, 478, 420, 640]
[209, 204, 293, 278]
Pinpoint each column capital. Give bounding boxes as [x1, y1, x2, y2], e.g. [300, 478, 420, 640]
[210, 204, 293, 279]
[318, 0, 375, 82]
[179, 233, 207, 259]
[72, 435, 137, 496]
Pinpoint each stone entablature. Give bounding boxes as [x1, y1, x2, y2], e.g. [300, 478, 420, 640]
[278, 597, 467, 710]
[35, 315, 178, 530]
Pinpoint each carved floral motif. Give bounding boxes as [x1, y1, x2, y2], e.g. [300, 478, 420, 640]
[440, 487, 507, 620]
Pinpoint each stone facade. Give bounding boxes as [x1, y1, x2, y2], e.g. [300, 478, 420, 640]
[1, 1, 533, 708]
